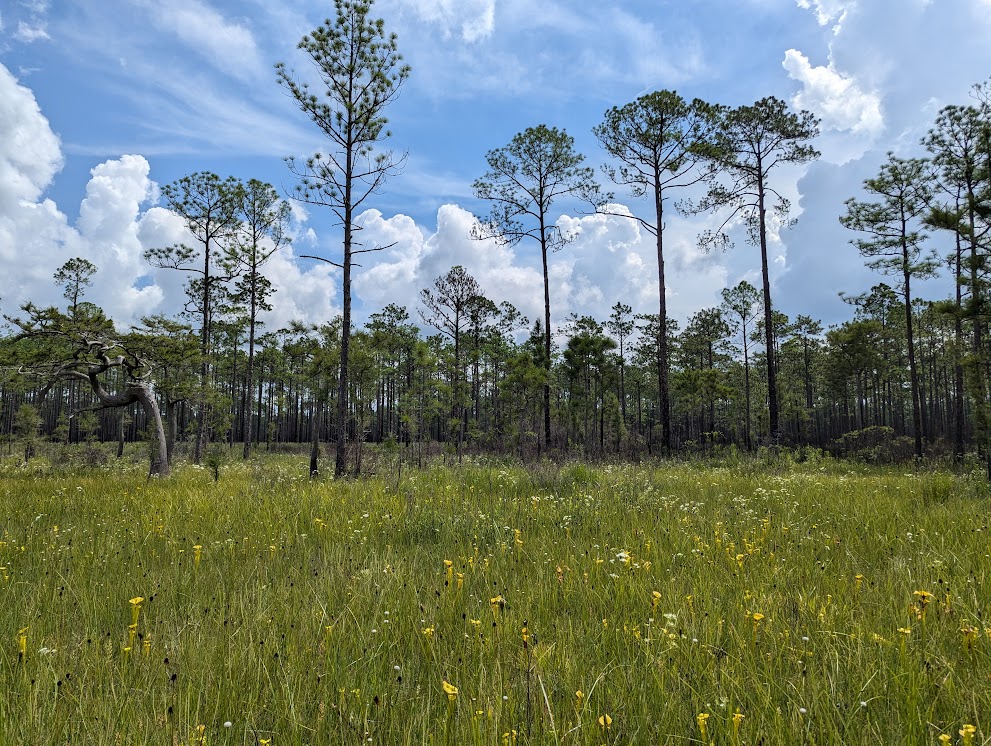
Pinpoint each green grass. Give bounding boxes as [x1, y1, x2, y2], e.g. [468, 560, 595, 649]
[0, 454, 989, 744]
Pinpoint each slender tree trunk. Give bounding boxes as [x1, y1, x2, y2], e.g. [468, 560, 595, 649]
[310, 398, 322, 477]
[954, 225, 966, 462]
[743, 332, 752, 450]
[164, 398, 178, 464]
[116, 407, 126, 459]
[228, 333, 238, 449]
[243, 313, 256, 459]
[803, 338, 814, 446]
[707, 342, 716, 442]
[454, 319, 462, 462]
[857, 374, 866, 429]
[655, 169, 671, 453]
[540, 220, 552, 450]
[336, 171, 354, 478]
[903, 259, 924, 460]
[757, 170, 779, 442]
[598, 376, 605, 454]
[617, 341, 627, 424]
[195, 242, 211, 464]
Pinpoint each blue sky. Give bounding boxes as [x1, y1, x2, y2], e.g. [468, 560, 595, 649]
[2, 0, 990, 337]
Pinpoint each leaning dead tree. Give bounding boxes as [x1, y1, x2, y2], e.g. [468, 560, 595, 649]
[5, 305, 171, 477]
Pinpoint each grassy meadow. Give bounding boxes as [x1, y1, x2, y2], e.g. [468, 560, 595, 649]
[1, 452, 989, 744]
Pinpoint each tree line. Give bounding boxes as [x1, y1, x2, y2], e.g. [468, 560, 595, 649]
[2, 0, 990, 478]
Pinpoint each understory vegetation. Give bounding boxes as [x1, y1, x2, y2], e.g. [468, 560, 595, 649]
[1, 453, 988, 744]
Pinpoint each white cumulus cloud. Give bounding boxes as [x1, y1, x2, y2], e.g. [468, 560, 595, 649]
[350, 202, 730, 339]
[0, 62, 338, 329]
[795, 0, 853, 28]
[0, 65, 62, 207]
[783, 49, 883, 136]
[354, 204, 545, 326]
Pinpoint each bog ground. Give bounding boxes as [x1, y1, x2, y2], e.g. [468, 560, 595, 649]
[1, 455, 989, 744]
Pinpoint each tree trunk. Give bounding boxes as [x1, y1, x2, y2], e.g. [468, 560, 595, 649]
[243, 313, 257, 459]
[336, 179, 354, 478]
[655, 168, 671, 453]
[81, 369, 170, 477]
[132, 384, 170, 477]
[310, 398, 323, 477]
[954, 226, 966, 462]
[757, 169, 779, 442]
[116, 407, 126, 459]
[540, 224, 553, 451]
[743, 333, 752, 450]
[902, 230, 924, 460]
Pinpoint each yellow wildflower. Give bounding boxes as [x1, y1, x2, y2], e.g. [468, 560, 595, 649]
[697, 712, 710, 737]
[129, 596, 144, 625]
[490, 595, 505, 617]
[442, 679, 458, 701]
[961, 625, 979, 651]
[597, 714, 612, 729]
[913, 590, 933, 618]
[732, 711, 745, 735]
[960, 724, 977, 746]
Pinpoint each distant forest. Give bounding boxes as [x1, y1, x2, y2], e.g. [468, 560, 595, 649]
[2, 1, 990, 478]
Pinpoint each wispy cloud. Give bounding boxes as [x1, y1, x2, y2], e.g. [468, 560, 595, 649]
[138, 0, 266, 82]
[396, 0, 496, 42]
[47, 2, 318, 159]
[14, 21, 48, 42]
[7, 0, 50, 43]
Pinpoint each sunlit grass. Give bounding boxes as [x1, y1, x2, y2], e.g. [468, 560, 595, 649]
[0, 454, 988, 744]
